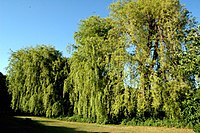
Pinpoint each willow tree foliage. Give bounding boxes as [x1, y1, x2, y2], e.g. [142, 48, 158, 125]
[109, 0, 198, 119]
[7, 45, 69, 117]
[69, 16, 128, 123]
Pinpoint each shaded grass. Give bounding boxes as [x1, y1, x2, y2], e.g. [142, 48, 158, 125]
[0, 115, 42, 133]
[0, 115, 89, 133]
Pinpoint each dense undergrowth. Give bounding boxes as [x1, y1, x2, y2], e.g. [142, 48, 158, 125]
[57, 115, 199, 132]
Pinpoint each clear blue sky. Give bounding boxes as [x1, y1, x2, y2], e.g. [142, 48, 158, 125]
[0, 0, 199, 74]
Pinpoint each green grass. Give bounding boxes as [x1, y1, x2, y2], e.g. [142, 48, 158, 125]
[1, 116, 194, 133]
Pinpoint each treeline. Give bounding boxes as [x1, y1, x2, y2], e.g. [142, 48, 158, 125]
[4, 0, 200, 131]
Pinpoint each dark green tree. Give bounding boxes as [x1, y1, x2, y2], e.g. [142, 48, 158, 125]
[181, 25, 200, 131]
[0, 72, 11, 114]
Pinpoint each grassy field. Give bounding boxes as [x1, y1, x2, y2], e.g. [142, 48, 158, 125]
[0, 116, 194, 133]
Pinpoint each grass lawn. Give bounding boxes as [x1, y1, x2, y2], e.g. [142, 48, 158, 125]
[1, 116, 194, 133]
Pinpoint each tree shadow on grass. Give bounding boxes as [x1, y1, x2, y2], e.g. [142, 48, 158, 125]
[0, 115, 93, 133]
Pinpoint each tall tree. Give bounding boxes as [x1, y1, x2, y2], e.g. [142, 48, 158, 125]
[109, 0, 197, 119]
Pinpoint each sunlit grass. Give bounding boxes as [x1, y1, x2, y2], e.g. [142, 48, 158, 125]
[16, 116, 194, 133]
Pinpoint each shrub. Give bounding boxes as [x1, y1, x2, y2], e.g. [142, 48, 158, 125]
[182, 89, 200, 131]
[194, 123, 200, 133]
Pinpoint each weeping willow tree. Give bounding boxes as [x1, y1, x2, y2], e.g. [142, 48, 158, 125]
[109, 0, 198, 119]
[68, 16, 128, 123]
[7, 45, 69, 117]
